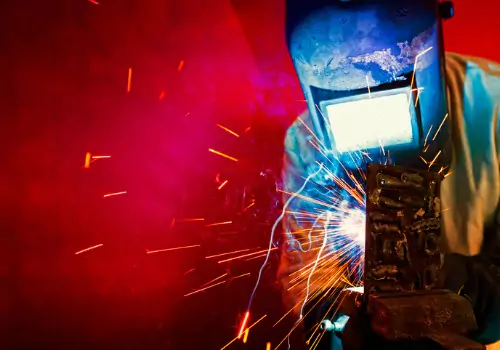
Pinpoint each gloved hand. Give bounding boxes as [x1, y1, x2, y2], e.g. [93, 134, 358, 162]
[321, 315, 350, 332]
[442, 253, 500, 345]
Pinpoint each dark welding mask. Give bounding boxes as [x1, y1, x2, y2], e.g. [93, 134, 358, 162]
[286, 0, 453, 169]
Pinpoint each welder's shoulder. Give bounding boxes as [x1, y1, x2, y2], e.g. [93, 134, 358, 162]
[283, 111, 316, 175]
[446, 52, 500, 73]
[284, 110, 312, 151]
[446, 52, 500, 96]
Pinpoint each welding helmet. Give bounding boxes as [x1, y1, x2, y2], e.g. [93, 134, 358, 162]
[286, 0, 453, 169]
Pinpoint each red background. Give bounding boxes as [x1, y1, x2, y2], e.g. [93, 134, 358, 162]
[1, 0, 497, 349]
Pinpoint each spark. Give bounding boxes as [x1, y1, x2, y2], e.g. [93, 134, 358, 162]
[411, 46, 433, 89]
[244, 126, 251, 133]
[170, 218, 176, 228]
[75, 244, 103, 255]
[310, 330, 327, 350]
[183, 281, 228, 296]
[184, 268, 196, 275]
[238, 311, 250, 339]
[244, 253, 268, 261]
[103, 191, 127, 198]
[424, 125, 433, 147]
[85, 153, 111, 168]
[218, 180, 228, 190]
[88, 0, 99, 4]
[200, 273, 228, 287]
[444, 171, 453, 178]
[209, 148, 238, 162]
[127, 68, 132, 93]
[274, 252, 362, 349]
[300, 213, 330, 318]
[414, 87, 424, 108]
[266, 342, 271, 350]
[84, 152, 91, 168]
[178, 60, 185, 72]
[228, 273, 250, 281]
[272, 301, 303, 327]
[177, 218, 204, 222]
[428, 150, 442, 169]
[159, 90, 166, 100]
[205, 248, 252, 259]
[432, 113, 449, 142]
[218, 248, 277, 264]
[146, 244, 200, 254]
[220, 314, 267, 350]
[243, 202, 255, 211]
[365, 75, 371, 98]
[217, 124, 240, 137]
[184, 273, 250, 297]
[206, 221, 232, 227]
[242, 329, 249, 343]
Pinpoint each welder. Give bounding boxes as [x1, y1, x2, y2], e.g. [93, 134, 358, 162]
[277, 0, 500, 349]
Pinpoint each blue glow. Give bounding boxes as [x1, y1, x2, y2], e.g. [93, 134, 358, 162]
[286, 162, 367, 277]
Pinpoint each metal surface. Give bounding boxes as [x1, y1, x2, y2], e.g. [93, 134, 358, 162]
[368, 291, 480, 346]
[364, 164, 443, 294]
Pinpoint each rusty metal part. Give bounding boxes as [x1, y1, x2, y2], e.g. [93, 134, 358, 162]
[365, 164, 443, 294]
[379, 196, 406, 209]
[372, 222, 400, 234]
[369, 212, 397, 223]
[370, 264, 399, 279]
[367, 291, 483, 349]
[401, 172, 424, 185]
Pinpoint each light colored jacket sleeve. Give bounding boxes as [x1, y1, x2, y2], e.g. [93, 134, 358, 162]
[438, 53, 500, 348]
[442, 53, 500, 257]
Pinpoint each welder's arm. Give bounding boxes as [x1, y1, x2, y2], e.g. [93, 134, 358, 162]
[441, 54, 500, 347]
[277, 130, 311, 316]
[277, 121, 342, 322]
[276, 148, 323, 318]
[442, 253, 500, 346]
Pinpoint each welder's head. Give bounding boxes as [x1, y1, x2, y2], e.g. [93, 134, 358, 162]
[286, 0, 453, 169]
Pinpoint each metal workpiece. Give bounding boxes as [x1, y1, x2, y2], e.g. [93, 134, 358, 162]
[364, 164, 444, 294]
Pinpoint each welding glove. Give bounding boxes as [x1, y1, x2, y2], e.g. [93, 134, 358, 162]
[442, 253, 500, 345]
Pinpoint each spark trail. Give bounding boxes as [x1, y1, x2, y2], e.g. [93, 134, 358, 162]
[242, 165, 326, 332]
[300, 212, 331, 319]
